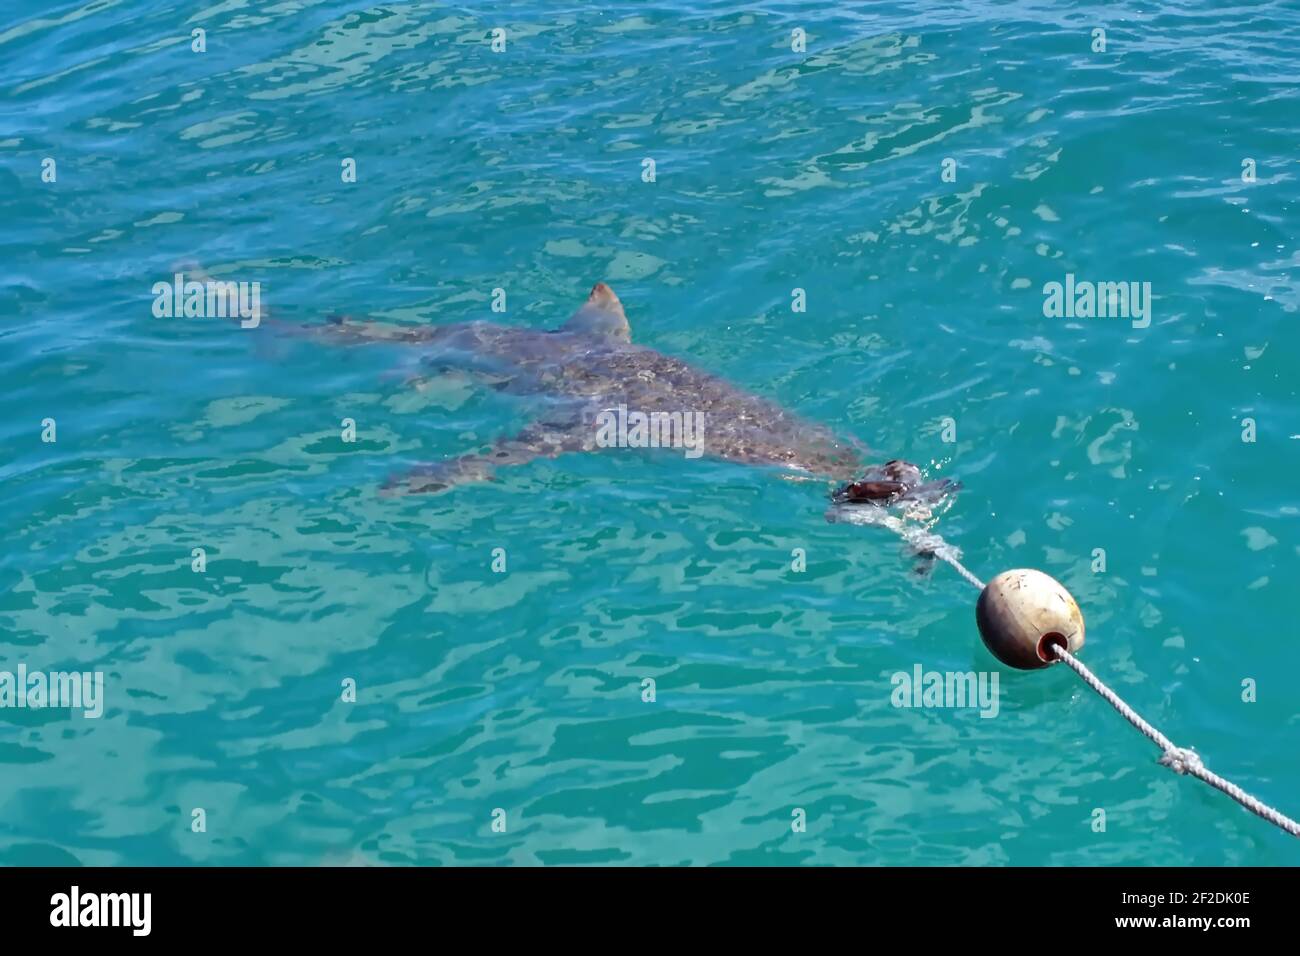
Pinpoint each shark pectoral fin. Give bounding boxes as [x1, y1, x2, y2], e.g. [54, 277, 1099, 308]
[381, 419, 593, 497]
[270, 313, 456, 348]
[380, 456, 496, 497]
[317, 314, 446, 345]
[169, 259, 271, 327]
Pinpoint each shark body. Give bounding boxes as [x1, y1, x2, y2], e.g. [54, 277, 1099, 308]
[305, 283, 951, 502]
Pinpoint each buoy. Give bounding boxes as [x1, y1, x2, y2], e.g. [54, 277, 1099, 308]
[975, 568, 1085, 669]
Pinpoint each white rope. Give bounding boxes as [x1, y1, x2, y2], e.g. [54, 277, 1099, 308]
[825, 504, 986, 589]
[832, 502, 1300, 839]
[1050, 645, 1300, 838]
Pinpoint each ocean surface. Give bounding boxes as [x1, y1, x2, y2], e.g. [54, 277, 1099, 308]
[1, 0, 1297, 866]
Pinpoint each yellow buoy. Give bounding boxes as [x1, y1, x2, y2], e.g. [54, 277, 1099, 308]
[975, 568, 1085, 669]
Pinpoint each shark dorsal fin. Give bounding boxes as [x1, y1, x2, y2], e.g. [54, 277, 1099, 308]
[561, 282, 630, 342]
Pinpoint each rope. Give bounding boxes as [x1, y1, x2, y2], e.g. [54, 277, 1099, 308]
[1050, 644, 1300, 838]
[925, 541, 984, 591]
[825, 505, 986, 589]
[830, 501, 1300, 839]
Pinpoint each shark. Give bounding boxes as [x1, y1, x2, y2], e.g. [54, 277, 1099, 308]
[295, 282, 956, 503]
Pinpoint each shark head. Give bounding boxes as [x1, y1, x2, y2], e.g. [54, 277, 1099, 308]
[560, 282, 631, 342]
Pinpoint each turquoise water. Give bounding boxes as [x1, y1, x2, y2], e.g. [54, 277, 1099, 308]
[2, 0, 1298, 866]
